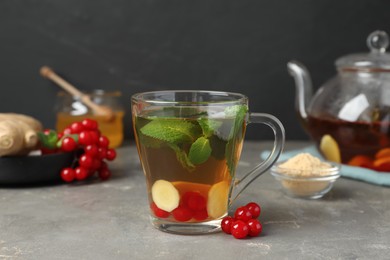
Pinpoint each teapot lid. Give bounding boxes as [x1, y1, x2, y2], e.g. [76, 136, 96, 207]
[336, 30, 390, 70]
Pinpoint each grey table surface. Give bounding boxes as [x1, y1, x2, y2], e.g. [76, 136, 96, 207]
[1, 141, 390, 260]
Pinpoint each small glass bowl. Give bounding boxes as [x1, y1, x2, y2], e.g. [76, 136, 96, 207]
[270, 161, 341, 199]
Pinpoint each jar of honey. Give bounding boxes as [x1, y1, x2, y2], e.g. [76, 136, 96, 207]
[55, 90, 124, 148]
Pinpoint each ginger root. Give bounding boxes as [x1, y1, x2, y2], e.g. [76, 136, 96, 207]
[0, 113, 43, 156]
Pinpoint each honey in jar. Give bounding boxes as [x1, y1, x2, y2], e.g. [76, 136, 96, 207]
[55, 90, 124, 148]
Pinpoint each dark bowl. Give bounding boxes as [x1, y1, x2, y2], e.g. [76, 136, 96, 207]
[0, 151, 76, 186]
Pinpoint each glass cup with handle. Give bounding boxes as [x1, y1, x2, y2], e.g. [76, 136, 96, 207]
[132, 90, 285, 234]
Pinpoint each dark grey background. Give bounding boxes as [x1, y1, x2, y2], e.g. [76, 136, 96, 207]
[1, 0, 389, 140]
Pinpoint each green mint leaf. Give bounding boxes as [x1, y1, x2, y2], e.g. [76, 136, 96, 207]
[225, 139, 238, 177]
[37, 130, 58, 149]
[169, 144, 195, 171]
[140, 118, 201, 145]
[135, 116, 163, 148]
[188, 137, 212, 165]
[225, 105, 248, 176]
[138, 134, 163, 148]
[226, 105, 248, 140]
[224, 105, 248, 117]
[198, 118, 223, 137]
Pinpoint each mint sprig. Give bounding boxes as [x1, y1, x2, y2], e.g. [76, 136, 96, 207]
[137, 104, 248, 174]
[188, 137, 212, 165]
[139, 118, 202, 170]
[140, 119, 201, 145]
[198, 118, 222, 137]
[169, 144, 195, 171]
[225, 105, 248, 176]
[225, 105, 248, 140]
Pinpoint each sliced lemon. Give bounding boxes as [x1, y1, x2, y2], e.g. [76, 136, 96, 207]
[151, 180, 180, 212]
[319, 134, 341, 163]
[207, 181, 230, 219]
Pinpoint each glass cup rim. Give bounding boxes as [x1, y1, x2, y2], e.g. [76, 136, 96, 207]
[131, 90, 248, 105]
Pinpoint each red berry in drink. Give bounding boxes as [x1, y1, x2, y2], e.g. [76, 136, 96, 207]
[182, 192, 206, 211]
[81, 119, 98, 130]
[246, 202, 261, 218]
[247, 219, 262, 237]
[221, 216, 234, 234]
[172, 206, 193, 222]
[61, 136, 77, 152]
[99, 136, 110, 148]
[234, 206, 252, 222]
[79, 131, 94, 146]
[61, 168, 75, 182]
[231, 220, 249, 239]
[85, 144, 99, 157]
[70, 122, 85, 134]
[151, 202, 170, 218]
[105, 148, 117, 161]
[79, 154, 94, 169]
[181, 191, 195, 206]
[98, 167, 112, 180]
[75, 167, 89, 181]
[193, 209, 208, 221]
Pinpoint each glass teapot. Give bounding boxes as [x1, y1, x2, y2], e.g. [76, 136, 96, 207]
[288, 30, 390, 171]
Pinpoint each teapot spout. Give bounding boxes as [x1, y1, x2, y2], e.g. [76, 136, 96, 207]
[287, 60, 313, 121]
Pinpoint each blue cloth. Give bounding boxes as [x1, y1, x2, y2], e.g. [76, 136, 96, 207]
[261, 146, 390, 187]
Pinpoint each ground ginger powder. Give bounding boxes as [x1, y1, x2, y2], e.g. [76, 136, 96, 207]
[278, 153, 332, 176]
[277, 153, 334, 197]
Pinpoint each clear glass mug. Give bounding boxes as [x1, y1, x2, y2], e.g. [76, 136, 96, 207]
[132, 90, 285, 234]
[55, 90, 125, 148]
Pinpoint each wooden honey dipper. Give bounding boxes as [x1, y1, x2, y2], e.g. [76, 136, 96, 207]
[40, 66, 115, 121]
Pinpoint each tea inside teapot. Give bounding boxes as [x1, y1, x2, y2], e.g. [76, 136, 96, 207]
[288, 30, 390, 171]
